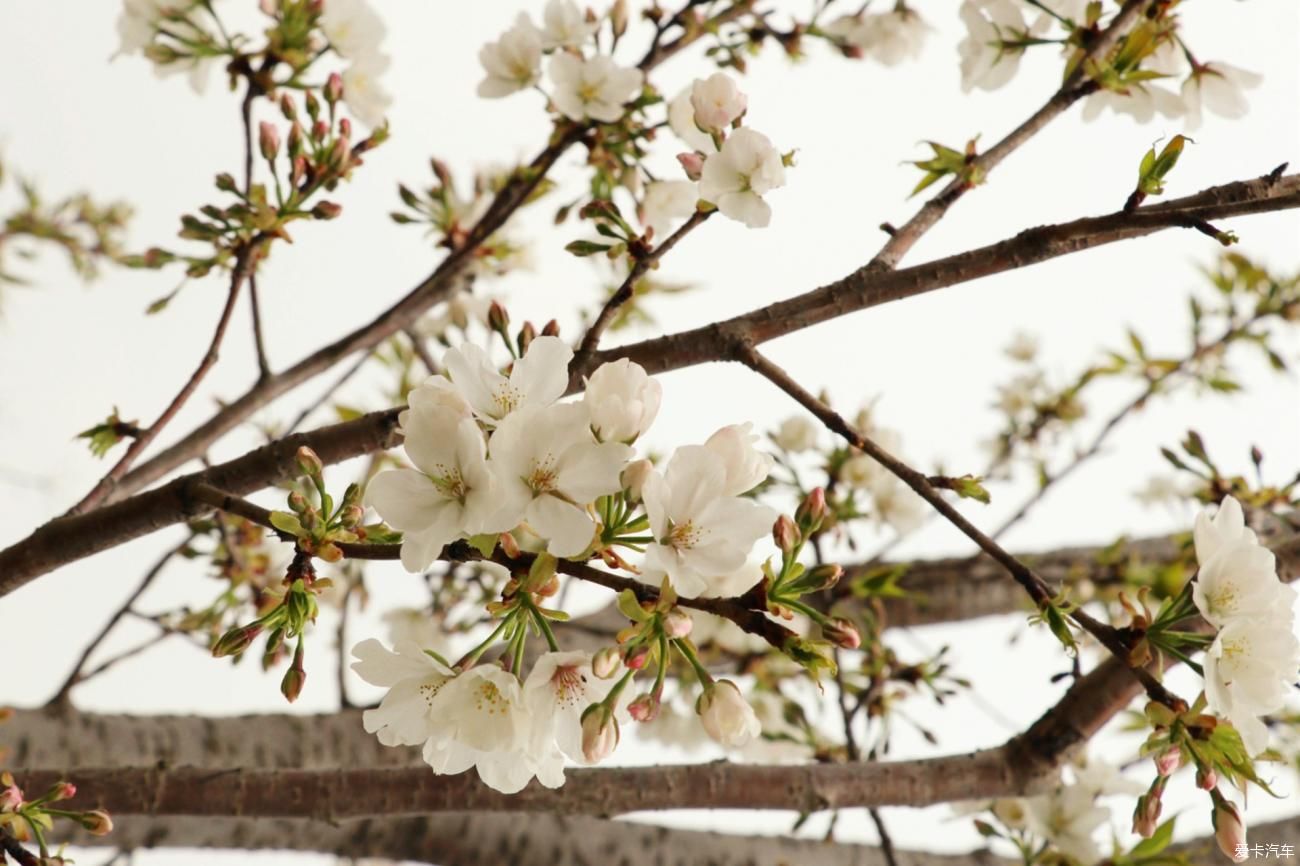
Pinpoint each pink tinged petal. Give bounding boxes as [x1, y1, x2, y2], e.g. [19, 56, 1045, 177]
[529, 494, 598, 557]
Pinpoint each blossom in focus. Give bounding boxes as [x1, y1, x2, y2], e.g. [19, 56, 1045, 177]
[1203, 614, 1300, 754]
[549, 54, 644, 123]
[699, 128, 787, 228]
[478, 13, 543, 98]
[365, 408, 502, 573]
[703, 422, 773, 496]
[489, 402, 631, 557]
[443, 335, 572, 424]
[1194, 495, 1259, 564]
[697, 679, 762, 747]
[689, 72, 747, 133]
[1193, 539, 1292, 628]
[642, 442, 777, 597]
[352, 638, 457, 746]
[582, 358, 662, 444]
[957, 0, 1028, 92]
[524, 651, 611, 770]
[540, 0, 596, 50]
[641, 180, 698, 241]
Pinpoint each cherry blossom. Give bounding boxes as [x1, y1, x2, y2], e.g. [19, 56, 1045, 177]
[703, 422, 774, 496]
[351, 638, 457, 747]
[827, 8, 929, 67]
[1194, 496, 1259, 566]
[689, 73, 747, 134]
[957, 0, 1028, 93]
[319, 0, 386, 63]
[1204, 614, 1300, 755]
[641, 180, 698, 241]
[1193, 539, 1292, 627]
[341, 56, 392, 128]
[548, 54, 644, 123]
[697, 680, 762, 747]
[699, 128, 787, 229]
[772, 416, 818, 452]
[667, 89, 715, 154]
[488, 402, 631, 557]
[582, 358, 662, 444]
[443, 334, 572, 424]
[366, 408, 503, 573]
[478, 13, 543, 99]
[1181, 62, 1262, 130]
[523, 651, 611, 771]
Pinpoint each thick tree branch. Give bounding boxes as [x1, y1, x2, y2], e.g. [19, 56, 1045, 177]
[3, 172, 1296, 598]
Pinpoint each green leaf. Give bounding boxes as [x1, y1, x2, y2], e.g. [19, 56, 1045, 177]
[269, 511, 305, 537]
[565, 239, 612, 257]
[466, 533, 499, 558]
[1130, 815, 1176, 858]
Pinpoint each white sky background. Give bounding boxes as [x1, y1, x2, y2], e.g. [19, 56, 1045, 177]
[0, 0, 1298, 862]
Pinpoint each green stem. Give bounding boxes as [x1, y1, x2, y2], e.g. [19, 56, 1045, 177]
[456, 612, 513, 670]
[671, 637, 713, 686]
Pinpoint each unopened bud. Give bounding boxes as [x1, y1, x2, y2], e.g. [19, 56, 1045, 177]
[79, 810, 114, 836]
[1197, 764, 1218, 790]
[621, 459, 653, 502]
[772, 514, 799, 553]
[805, 563, 843, 592]
[499, 531, 521, 558]
[311, 119, 329, 142]
[516, 321, 536, 356]
[610, 0, 628, 37]
[287, 121, 304, 158]
[488, 300, 510, 333]
[661, 607, 693, 639]
[0, 784, 23, 812]
[541, 319, 560, 338]
[823, 617, 861, 650]
[1131, 791, 1162, 838]
[281, 664, 306, 703]
[213, 623, 262, 658]
[623, 643, 651, 670]
[795, 487, 827, 534]
[340, 504, 364, 528]
[311, 201, 343, 220]
[325, 71, 344, 104]
[1212, 796, 1248, 863]
[338, 117, 352, 141]
[305, 88, 321, 120]
[628, 692, 660, 722]
[259, 121, 281, 161]
[1154, 745, 1182, 777]
[296, 445, 324, 478]
[215, 172, 238, 193]
[580, 706, 619, 763]
[592, 646, 620, 679]
[430, 157, 453, 187]
[279, 92, 297, 120]
[677, 152, 704, 180]
[291, 155, 308, 187]
[259, 0, 277, 15]
[47, 781, 76, 802]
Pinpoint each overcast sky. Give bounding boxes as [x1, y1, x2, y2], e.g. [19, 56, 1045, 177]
[1, 1, 1298, 862]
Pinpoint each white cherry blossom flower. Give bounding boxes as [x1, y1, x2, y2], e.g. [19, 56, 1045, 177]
[697, 680, 761, 747]
[689, 72, 747, 133]
[957, 0, 1028, 92]
[366, 407, 502, 572]
[1194, 539, 1291, 628]
[1023, 781, 1110, 865]
[699, 128, 786, 228]
[703, 422, 773, 496]
[642, 444, 777, 597]
[117, 0, 165, 55]
[351, 638, 456, 747]
[549, 54, 643, 123]
[478, 13, 543, 99]
[827, 9, 929, 66]
[320, 0, 386, 62]
[641, 180, 698, 241]
[422, 665, 560, 793]
[773, 416, 818, 452]
[1204, 614, 1300, 755]
[540, 0, 596, 50]
[524, 651, 609, 770]
[342, 57, 392, 128]
[1181, 62, 1262, 130]
[489, 402, 632, 557]
[443, 335, 572, 424]
[582, 358, 662, 444]
[667, 89, 715, 153]
[1194, 496, 1259, 565]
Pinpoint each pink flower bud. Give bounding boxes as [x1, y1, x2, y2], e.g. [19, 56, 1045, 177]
[488, 300, 510, 333]
[824, 617, 861, 650]
[325, 72, 344, 104]
[281, 665, 306, 703]
[1154, 746, 1182, 777]
[259, 0, 277, 15]
[623, 643, 650, 670]
[279, 92, 297, 120]
[795, 487, 827, 534]
[0, 784, 23, 812]
[592, 646, 620, 679]
[580, 706, 619, 764]
[628, 693, 660, 722]
[311, 201, 343, 220]
[661, 607, 693, 639]
[48, 781, 76, 802]
[772, 514, 799, 554]
[676, 152, 704, 181]
[258, 121, 281, 161]
[338, 117, 352, 141]
[311, 119, 330, 142]
[79, 809, 114, 836]
[1213, 797, 1247, 863]
[1197, 764, 1218, 790]
[212, 623, 262, 658]
[1131, 792, 1162, 838]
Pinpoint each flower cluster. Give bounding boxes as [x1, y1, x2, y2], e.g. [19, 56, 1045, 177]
[956, 0, 1261, 129]
[667, 73, 789, 229]
[477, 0, 641, 123]
[355, 331, 793, 790]
[1192, 496, 1299, 756]
[823, 5, 930, 67]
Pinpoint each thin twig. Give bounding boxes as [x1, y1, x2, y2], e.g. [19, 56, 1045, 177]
[405, 327, 440, 376]
[241, 65, 273, 382]
[735, 343, 1184, 709]
[48, 536, 191, 705]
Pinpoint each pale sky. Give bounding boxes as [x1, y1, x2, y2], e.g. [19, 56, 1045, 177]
[1, 1, 1298, 862]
